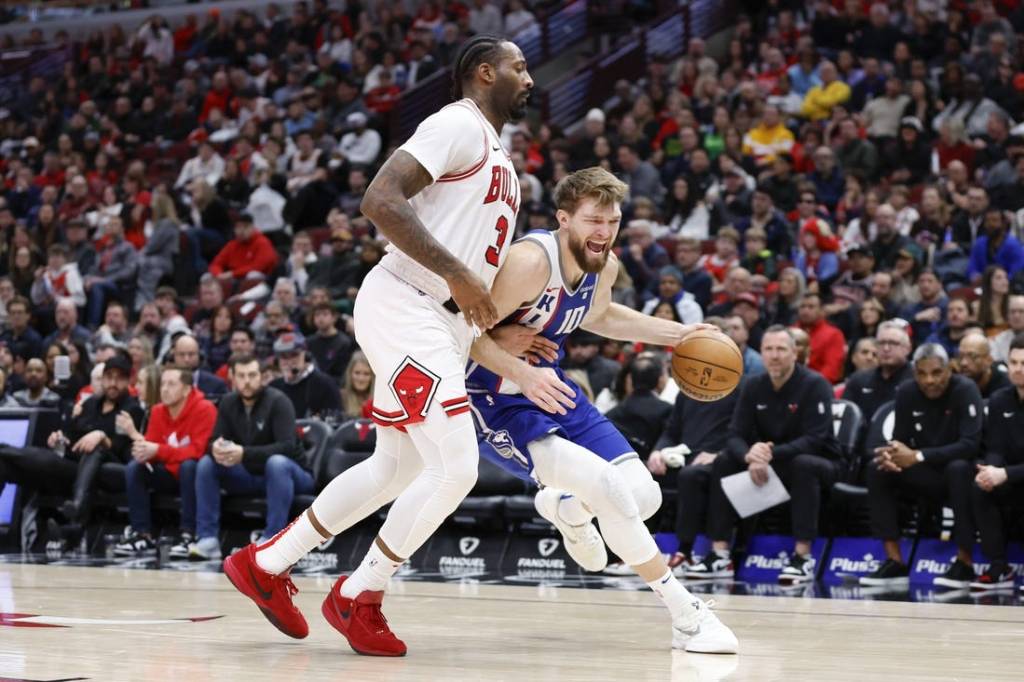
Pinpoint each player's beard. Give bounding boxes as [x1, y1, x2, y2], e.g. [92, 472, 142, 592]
[508, 91, 529, 121]
[568, 230, 608, 274]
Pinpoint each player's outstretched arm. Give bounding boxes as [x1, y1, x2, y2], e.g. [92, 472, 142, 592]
[581, 254, 713, 346]
[360, 150, 498, 329]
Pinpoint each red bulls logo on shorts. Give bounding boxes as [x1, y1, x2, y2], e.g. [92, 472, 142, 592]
[372, 357, 441, 427]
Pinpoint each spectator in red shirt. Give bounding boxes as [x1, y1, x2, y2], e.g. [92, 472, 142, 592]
[794, 292, 847, 384]
[208, 213, 279, 284]
[199, 71, 233, 123]
[364, 69, 402, 115]
[115, 365, 217, 557]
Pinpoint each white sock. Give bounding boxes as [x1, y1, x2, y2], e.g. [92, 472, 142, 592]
[556, 493, 593, 526]
[340, 540, 403, 598]
[647, 570, 699, 620]
[254, 512, 328, 575]
[714, 547, 731, 559]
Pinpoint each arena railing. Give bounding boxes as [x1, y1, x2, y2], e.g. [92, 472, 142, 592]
[539, 0, 740, 131]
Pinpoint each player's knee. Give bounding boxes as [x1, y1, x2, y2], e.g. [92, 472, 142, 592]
[436, 427, 479, 496]
[633, 479, 662, 520]
[597, 466, 639, 519]
[616, 457, 662, 520]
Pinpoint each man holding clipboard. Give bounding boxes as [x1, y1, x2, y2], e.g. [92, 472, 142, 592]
[685, 325, 841, 584]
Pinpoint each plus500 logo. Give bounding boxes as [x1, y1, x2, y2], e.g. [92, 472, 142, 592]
[829, 554, 880, 573]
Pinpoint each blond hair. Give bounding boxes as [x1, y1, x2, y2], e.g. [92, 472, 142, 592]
[552, 166, 628, 215]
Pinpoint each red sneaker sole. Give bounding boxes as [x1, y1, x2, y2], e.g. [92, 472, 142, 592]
[321, 594, 406, 657]
[223, 554, 308, 639]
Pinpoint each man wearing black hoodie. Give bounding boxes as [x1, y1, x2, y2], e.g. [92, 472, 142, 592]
[189, 355, 310, 561]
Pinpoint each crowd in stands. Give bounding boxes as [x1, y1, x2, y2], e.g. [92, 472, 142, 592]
[1, 0, 1024, 589]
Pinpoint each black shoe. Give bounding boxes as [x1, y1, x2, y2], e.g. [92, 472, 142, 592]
[859, 558, 909, 586]
[778, 553, 816, 583]
[168, 531, 195, 560]
[969, 561, 1015, 591]
[684, 551, 734, 580]
[112, 532, 157, 557]
[933, 558, 975, 589]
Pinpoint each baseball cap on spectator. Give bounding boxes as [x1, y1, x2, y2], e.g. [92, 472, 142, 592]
[156, 286, 178, 304]
[585, 108, 606, 124]
[103, 353, 132, 377]
[347, 112, 368, 127]
[801, 218, 839, 252]
[897, 246, 919, 264]
[900, 116, 923, 133]
[274, 333, 306, 357]
[845, 244, 871, 258]
[187, 129, 209, 145]
[249, 53, 269, 69]
[183, 59, 200, 73]
[659, 265, 685, 283]
[733, 292, 760, 308]
[23, 137, 39, 148]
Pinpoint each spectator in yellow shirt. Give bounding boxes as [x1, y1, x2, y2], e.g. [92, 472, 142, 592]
[801, 61, 851, 122]
[742, 104, 795, 167]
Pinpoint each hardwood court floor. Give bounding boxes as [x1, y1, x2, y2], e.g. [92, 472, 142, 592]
[0, 564, 1022, 681]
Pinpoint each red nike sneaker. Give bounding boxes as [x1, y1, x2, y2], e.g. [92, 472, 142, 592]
[321, 576, 407, 656]
[223, 543, 309, 639]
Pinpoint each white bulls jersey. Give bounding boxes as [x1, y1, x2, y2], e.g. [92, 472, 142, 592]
[379, 98, 521, 301]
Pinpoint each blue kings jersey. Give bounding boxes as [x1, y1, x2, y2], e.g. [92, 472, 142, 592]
[466, 229, 600, 395]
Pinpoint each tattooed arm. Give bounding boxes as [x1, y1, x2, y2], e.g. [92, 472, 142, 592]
[360, 150, 498, 329]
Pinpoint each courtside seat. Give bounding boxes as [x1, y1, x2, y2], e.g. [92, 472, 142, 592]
[455, 458, 528, 523]
[829, 401, 893, 535]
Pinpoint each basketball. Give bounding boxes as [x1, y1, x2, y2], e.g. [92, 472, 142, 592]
[671, 329, 743, 401]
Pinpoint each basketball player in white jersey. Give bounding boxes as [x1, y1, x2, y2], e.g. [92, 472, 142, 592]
[469, 167, 738, 653]
[223, 36, 576, 657]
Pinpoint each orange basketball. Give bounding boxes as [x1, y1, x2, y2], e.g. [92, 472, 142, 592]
[671, 329, 743, 401]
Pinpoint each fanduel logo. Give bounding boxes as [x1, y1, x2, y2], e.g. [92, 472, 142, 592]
[439, 556, 486, 570]
[538, 538, 560, 557]
[459, 537, 480, 556]
[517, 557, 566, 570]
[744, 551, 789, 570]
[296, 553, 338, 570]
[829, 553, 879, 573]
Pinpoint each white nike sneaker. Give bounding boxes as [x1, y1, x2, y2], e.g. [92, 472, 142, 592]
[534, 488, 608, 572]
[672, 600, 739, 654]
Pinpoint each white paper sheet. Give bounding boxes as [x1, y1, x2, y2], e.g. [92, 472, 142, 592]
[720, 467, 791, 518]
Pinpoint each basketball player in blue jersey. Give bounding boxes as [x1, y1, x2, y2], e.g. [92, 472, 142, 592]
[466, 167, 738, 653]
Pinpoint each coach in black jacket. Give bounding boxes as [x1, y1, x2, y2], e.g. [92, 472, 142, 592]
[861, 343, 981, 589]
[191, 355, 312, 561]
[968, 335, 1024, 588]
[689, 325, 840, 584]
